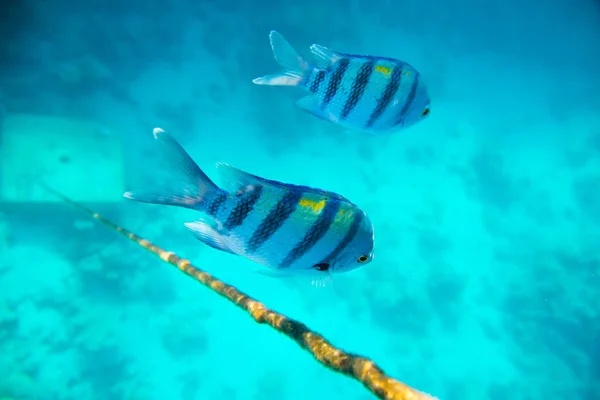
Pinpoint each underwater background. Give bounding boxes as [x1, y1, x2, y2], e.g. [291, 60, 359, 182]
[1, 0, 599, 399]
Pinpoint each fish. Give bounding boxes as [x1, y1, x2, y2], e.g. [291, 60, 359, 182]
[124, 128, 375, 285]
[253, 30, 431, 135]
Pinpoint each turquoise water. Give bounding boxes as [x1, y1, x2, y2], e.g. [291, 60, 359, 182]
[1, 1, 600, 399]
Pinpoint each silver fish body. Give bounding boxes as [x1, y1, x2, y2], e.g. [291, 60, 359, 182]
[124, 128, 375, 275]
[253, 31, 431, 134]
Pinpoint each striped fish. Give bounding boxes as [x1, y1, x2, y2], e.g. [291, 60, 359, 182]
[253, 31, 431, 134]
[124, 128, 375, 283]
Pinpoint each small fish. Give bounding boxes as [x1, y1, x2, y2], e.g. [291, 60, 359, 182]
[253, 31, 431, 135]
[124, 128, 375, 285]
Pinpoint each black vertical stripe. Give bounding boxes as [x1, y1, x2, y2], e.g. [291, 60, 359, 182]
[393, 74, 419, 126]
[310, 70, 326, 93]
[366, 64, 403, 128]
[246, 190, 303, 253]
[341, 60, 376, 119]
[223, 185, 263, 230]
[279, 199, 341, 268]
[206, 191, 227, 217]
[322, 210, 364, 265]
[322, 58, 350, 106]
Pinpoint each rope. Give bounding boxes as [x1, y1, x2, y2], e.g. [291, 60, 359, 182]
[42, 184, 438, 400]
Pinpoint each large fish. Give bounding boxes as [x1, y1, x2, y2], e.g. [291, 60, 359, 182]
[253, 31, 431, 134]
[124, 128, 375, 285]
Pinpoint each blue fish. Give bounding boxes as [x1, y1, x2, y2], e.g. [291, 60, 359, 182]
[253, 31, 431, 135]
[124, 128, 375, 283]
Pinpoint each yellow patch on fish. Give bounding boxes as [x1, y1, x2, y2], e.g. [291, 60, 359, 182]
[299, 198, 326, 213]
[334, 206, 354, 224]
[375, 65, 392, 76]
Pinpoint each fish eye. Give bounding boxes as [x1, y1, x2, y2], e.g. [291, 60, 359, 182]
[357, 255, 369, 263]
[421, 108, 430, 117]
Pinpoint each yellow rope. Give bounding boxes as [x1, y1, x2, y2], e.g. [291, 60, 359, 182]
[42, 184, 438, 400]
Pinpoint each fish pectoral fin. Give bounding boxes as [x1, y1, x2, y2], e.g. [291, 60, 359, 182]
[295, 96, 335, 122]
[309, 44, 343, 70]
[310, 272, 335, 289]
[184, 220, 235, 255]
[256, 269, 336, 290]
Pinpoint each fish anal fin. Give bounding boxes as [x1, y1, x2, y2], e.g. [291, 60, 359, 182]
[184, 220, 235, 255]
[295, 96, 336, 123]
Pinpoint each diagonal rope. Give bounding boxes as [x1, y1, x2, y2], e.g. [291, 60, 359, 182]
[41, 183, 438, 400]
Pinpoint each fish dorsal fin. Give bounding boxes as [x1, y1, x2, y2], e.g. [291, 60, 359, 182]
[290, 184, 351, 203]
[215, 162, 279, 193]
[309, 44, 343, 70]
[215, 162, 352, 203]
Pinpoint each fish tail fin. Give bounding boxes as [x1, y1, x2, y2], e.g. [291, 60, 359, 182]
[252, 30, 310, 87]
[124, 128, 221, 211]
